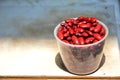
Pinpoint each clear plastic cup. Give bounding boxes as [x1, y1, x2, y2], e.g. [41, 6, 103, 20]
[54, 19, 109, 75]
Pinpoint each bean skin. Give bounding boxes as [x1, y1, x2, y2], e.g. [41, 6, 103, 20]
[79, 23, 90, 28]
[85, 37, 94, 44]
[57, 31, 64, 40]
[78, 37, 85, 45]
[67, 37, 72, 41]
[93, 39, 98, 43]
[68, 28, 74, 34]
[86, 31, 93, 36]
[93, 33, 102, 40]
[94, 24, 102, 32]
[64, 31, 69, 37]
[100, 27, 105, 36]
[91, 17, 97, 23]
[90, 27, 95, 31]
[82, 32, 88, 37]
[72, 35, 79, 44]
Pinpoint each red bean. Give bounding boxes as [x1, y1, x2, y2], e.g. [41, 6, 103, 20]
[68, 22, 72, 26]
[75, 28, 84, 33]
[94, 24, 102, 32]
[75, 32, 82, 37]
[67, 37, 72, 41]
[93, 39, 98, 42]
[86, 31, 93, 36]
[91, 17, 97, 23]
[86, 17, 91, 22]
[72, 35, 79, 44]
[82, 32, 88, 37]
[93, 33, 102, 40]
[100, 27, 105, 36]
[90, 27, 95, 31]
[79, 23, 90, 28]
[85, 37, 94, 44]
[64, 31, 69, 37]
[58, 27, 63, 32]
[68, 28, 74, 34]
[92, 22, 98, 26]
[57, 31, 64, 40]
[63, 28, 67, 33]
[60, 23, 66, 26]
[78, 37, 84, 45]
[73, 20, 78, 25]
[65, 19, 71, 23]
[78, 16, 84, 21]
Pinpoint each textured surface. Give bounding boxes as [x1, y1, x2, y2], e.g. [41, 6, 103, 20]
[0, 0, 120, 76]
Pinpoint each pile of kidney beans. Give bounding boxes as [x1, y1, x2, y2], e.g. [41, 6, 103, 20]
[57, 16, 105, 45]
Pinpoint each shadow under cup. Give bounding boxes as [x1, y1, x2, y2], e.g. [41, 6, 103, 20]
[54, 20, 109, 75]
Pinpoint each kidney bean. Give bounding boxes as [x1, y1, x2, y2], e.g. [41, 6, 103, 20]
[93, 33, 102, 40]
[57, 31, 64, 40]
[86, 31, 93, 36]
[92, 22, 98, 26]
[63, 28, 67, 33]
[79, 23, 91, 28]
[58, 27, 63, 32]
[64, 31, 69, 37]
[82, 32, 88, 37]
[91, 17, 97, 23]
[60, 23, 66, 26]
[78, 37, 84, 45]
[78, 16, 84, 21]
[68, 27, 74, 34]
[86, 17, 91, 22]
[75, 32, 82, 37]
[100, 27, 105, 36]
[94, 24, 102, 32]
[72, 35, 79, 44]
[89, 27, 95, 31]
[73, 20, 78, 25]
[93, 39, 98, 43]
[65, 19, 71, 23]
[67, 37, 72, 41]
[75, 28, 84, 33]
[85, 37, 94, 44]
[68, 22, 73, 26]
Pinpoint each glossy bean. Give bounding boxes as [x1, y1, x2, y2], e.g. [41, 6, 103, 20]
[79, 23, 90, 28]
[100, 27, 105, 36]
[67, 37, 72, 41]
[86, 31, 93, 36]
[82, 32, 88, 37]
[78, 37, 84, 45]
[77, 16, 84, 21]
[93, 33, 102, 40]
[57, 31, 64, 40]
[89, 27, 95, 31]
[68, 28, 74, 34]
[64, 31, 69, 37]
[91, 17, 97, 23]
[72, 35, 79, 44]
[93, 39, 98, 42]
[94, 24, 102, 32]
[68, 22, 72, 26]
[85, 37, 94, 44]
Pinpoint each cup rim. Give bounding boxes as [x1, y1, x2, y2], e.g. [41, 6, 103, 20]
[54, 19, 109, 47]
